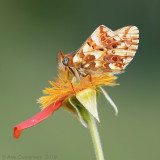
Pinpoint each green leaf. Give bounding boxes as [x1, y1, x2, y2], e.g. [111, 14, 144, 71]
[76, 88, 100, 122]
[62, 95, 88, 127]
[100, 86, 118, 116]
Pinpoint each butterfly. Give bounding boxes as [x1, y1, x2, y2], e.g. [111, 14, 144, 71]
[58, 25, 139, 81]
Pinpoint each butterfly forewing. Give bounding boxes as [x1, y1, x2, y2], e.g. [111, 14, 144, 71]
[72, 25, 139, 76]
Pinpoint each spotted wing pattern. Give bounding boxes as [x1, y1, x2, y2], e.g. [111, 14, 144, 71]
[72, 25, 139, 77]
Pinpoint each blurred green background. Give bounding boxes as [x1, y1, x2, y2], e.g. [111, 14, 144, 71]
[0, 0, 159, 160]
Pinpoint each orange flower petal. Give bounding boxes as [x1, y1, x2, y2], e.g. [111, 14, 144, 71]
[13, 100, 63, 139]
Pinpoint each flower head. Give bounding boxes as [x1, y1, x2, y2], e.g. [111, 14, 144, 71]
[13, 73, 118, 138]
[38, 74, 118, 109]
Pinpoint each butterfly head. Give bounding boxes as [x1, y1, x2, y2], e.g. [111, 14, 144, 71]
[58, 51, 72, 68]
[62, 57, 69, 66]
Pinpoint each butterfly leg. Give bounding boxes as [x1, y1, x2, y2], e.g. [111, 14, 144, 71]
[85, 73, 94, 86]
[67, 69, 77, 96]
[70, 81, 76, 97]
[89, 74, 94, 87]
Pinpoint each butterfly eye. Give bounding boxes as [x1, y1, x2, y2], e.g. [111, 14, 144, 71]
[62, 57, 69, 65]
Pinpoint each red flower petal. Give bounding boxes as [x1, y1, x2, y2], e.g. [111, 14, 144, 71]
[13, 100, 63, 139]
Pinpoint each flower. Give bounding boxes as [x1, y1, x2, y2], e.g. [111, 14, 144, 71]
[13, 73, 119, 160]
[38, 74, 117, 109]
[13, 73, 118, 138]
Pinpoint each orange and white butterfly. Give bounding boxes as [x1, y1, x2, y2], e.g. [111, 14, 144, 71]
[58, 25, 139, 80]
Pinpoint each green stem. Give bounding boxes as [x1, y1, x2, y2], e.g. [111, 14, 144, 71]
[87, 112, 105, 160]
